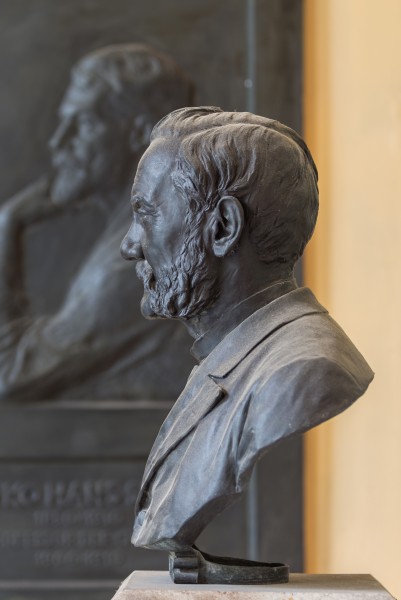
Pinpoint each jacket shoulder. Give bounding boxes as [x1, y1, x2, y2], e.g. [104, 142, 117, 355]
[229, 310, 374, 468]
[254, 309, 373, 384]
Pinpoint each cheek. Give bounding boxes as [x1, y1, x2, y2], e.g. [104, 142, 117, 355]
[143, 223, 183, 266]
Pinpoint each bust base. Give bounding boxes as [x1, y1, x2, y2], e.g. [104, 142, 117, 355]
[111, 571, 395, 599]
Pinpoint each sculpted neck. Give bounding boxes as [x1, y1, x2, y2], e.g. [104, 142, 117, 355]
[183, 253, 295, 341]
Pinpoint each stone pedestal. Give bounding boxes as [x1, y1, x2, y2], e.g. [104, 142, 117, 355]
[112, 571, 395, 600]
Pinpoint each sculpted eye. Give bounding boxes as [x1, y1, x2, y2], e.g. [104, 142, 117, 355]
[132, 197, 155, 217]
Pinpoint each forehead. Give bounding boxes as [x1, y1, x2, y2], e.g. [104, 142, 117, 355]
[133, 140, 178, 196]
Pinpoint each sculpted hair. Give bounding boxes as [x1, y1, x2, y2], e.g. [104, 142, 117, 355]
[151, 107, 319, 267]
[70, 44, 194, 124]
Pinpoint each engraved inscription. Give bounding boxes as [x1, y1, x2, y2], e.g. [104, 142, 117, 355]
[0, 528, 129, 549]
[0, 479, 137, 509]
[0, 463, 144, 579]
[33, 508, 124, 526]
[34, 549, 123, 568]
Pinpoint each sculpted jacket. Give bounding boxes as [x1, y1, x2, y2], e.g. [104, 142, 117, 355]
[132, 287, 374, 551]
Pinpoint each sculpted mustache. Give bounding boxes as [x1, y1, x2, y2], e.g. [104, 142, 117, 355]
[135, 261, 186, 292]
[135, 260, 190, 318]
[136, 261, 155, 289]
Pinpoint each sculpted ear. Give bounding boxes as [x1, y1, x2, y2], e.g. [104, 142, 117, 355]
[210, 196, 245, 258]
[129, 115, 153, 154]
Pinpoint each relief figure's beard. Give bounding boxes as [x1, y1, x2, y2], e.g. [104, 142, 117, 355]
[137, 226, 219, 320]
[50, 160, 89, 206]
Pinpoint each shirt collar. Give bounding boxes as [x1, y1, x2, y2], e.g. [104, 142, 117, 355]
[191, 278, 297, 363]
[197, 287, 328, 379]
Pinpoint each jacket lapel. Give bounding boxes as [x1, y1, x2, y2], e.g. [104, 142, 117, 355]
[208, 287, 327, 378]
[140, 373, 226, 493]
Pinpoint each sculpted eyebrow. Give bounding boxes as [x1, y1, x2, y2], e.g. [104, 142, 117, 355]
[131, 196, 155, 212]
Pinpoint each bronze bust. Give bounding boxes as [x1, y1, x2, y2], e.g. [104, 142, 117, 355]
[121, 107, 374, 584]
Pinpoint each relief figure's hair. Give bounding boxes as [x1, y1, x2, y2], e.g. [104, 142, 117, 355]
[68, 44, 194, 125]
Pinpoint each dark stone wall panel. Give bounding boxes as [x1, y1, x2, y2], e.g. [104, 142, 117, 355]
[0, 0, 304, 593]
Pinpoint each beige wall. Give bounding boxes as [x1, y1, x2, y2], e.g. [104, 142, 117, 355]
[303, 1, 401, 597]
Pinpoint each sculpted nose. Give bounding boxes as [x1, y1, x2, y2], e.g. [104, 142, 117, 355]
[49, 118, 73, 152]
[120, 228, 144, 261]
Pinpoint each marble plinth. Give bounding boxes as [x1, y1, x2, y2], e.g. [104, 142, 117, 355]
[111, 571, 395, 599]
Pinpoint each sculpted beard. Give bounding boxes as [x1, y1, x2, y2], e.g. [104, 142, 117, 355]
[137, 215, 219, 320]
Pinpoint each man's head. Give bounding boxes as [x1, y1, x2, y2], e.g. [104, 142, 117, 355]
[49, 44, 193, 206]
[121, 106, 319, 321]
